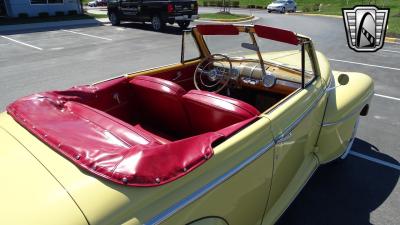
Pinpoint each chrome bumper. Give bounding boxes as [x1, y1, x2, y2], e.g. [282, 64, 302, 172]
[173, 15, 199, 21]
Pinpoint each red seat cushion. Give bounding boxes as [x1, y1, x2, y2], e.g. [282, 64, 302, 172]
[129, 76, 191, 138]
[64, 101, 158, 146]
[182, 90, 260, 134]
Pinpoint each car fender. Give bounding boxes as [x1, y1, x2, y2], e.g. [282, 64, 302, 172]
[315, 71, 374, 164]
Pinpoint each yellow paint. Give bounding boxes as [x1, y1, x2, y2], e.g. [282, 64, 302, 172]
[316, 71, 374, 163]
[261, 74, 324, 224]
[0, 112, 275, 225]
[0, 25, 375, 225]
[385, 37, 399, 44]
[0, 124, 88, 225]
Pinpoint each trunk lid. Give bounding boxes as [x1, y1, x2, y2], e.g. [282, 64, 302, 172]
[0, 126, 88, 225]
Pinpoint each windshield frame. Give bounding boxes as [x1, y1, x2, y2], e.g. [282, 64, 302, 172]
[188, 24, 319, 89]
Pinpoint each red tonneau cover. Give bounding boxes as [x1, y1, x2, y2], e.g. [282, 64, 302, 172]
[7, 93, 253, 186]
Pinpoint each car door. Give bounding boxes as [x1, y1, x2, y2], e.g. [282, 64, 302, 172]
[120, 0, 140, 19]
[161, 117, 276, 225]
[261, 48, 327, 224]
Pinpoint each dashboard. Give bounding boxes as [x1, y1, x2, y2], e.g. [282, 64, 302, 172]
[220, 61, 302, 95]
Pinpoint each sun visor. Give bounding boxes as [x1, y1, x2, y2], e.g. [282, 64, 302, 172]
[254, 25, 299, 45]
[196, 24, 240, 35]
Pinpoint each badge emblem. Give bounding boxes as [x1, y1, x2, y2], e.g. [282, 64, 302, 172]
[343, 5, 390, 52]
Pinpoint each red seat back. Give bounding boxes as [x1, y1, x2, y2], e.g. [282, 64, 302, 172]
[129, 76, 191, 137]
[182, 90, 260, 134]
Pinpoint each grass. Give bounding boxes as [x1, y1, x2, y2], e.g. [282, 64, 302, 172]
[200, 12, 250, 19]
[199, 0, 400, 36]
[0, 13, 108, 26]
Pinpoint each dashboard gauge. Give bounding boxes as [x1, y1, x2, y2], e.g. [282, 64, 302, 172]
[262, 71, 276, 88]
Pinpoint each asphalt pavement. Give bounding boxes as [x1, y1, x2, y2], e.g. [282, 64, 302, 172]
[0, 7, 399, 225]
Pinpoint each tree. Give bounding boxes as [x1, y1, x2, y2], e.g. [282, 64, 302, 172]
[221, 0, 231, 13]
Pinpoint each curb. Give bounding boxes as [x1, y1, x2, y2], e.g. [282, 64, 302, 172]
[196, 15, 257, 23]
[198, 15, 255, 22]
[0, 18, 109, 33]
[385, 37, 400, 44]
[300, 13, 342, 19]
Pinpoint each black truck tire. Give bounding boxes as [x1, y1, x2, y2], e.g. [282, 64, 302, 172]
[151, 15, 165, 31]
[109, 12, 120, 26]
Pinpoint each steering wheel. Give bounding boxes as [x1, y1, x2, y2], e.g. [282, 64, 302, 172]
[194, 54, 233, 93]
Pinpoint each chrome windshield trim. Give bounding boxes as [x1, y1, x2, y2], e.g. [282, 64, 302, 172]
[145, 140, 275, 225]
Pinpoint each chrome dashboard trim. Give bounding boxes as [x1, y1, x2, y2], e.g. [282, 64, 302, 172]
[145, 140, 275, 225]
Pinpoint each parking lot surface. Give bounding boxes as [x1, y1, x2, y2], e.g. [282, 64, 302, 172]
[0, 7, 399, 225]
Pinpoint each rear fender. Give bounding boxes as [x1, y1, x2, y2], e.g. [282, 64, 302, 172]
[316, 71, 374, 164]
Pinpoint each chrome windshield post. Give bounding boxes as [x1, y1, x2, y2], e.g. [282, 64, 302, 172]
[248, 32, 267, 78]
[301, 43, 305, 88]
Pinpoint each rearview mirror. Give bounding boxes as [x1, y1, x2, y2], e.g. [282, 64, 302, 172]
[241, 43, 259, 51]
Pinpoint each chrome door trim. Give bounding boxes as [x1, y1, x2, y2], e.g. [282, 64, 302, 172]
[274, 85, 327, 143]
[145, 141, 275, 225]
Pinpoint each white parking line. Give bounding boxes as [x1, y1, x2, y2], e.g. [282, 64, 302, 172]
[375, 93, 400, 101]
[0, 35, 43, 50]
[382, 49, 400, 54]
[329, 58, 400, 71]
[61, 29, 112, 41]
[349, 150, 400, 171]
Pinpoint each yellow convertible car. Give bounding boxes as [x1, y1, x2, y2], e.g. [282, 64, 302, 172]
[0, 24, 373, 225]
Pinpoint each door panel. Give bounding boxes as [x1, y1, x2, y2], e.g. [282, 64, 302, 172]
[262, 77, 326, 224]
[162, 117, 276, 225]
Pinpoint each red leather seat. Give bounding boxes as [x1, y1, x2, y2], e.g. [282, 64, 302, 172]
[182, 90, 260, 134]
[129, 76, 191, 138]
[64, 101, 158, 146]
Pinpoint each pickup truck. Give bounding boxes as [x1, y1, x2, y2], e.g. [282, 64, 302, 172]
[107, 0, 199, 31]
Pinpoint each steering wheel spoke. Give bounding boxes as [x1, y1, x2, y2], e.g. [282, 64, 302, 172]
[194, 54, 233, 93]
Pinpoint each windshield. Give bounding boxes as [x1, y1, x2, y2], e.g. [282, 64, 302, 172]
[273, 0, 287, 3]
[203, 32, 314, 76]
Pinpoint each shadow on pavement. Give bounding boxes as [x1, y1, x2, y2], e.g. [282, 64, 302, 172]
[117, 22, 183, 35]
[277, 138, 399, 225]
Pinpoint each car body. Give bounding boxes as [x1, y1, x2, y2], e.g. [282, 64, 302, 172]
[107, 0, 198, 31]
[88, 1, 97, 7]
[0, 24, 373, 225]
[267, 0, 297, 13]
[88, 0, 107, 7]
